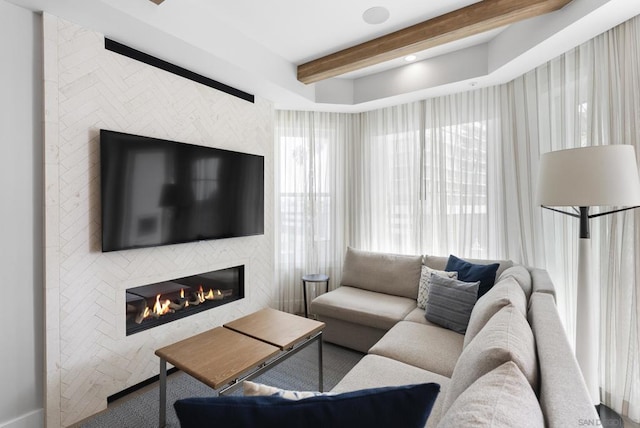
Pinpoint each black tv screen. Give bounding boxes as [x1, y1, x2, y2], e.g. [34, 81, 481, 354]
[100, 130, 264, 252]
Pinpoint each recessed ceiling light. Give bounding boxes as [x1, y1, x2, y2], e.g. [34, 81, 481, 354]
[362, 7, 390, 25]
[404, 55, 417, 62]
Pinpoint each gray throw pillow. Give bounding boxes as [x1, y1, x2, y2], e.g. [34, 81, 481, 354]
[417, 265, 458, 309]
[424, 275, 479, 334]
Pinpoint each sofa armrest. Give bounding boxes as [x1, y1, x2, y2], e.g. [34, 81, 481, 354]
[529, 268, 557, 298]
[528, 292, 599, 427]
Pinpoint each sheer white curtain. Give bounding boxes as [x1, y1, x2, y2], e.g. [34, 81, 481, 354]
[274, 111, 350, 313]
[351, 91, 504, 259]
[275, 14, 640, 421]
[350, 102, 423, 254]
[502, 16, 640, 419]
[593, 20, 640, 420]
[421, 89, 504, 259]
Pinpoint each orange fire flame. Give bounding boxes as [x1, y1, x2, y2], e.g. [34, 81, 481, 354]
[202, 287, 223, 300]
[153, 294, 171, 316]
[142, 287, 224, 321]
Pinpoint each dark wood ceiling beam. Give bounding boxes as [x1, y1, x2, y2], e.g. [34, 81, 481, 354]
[297, 0, 572, 84]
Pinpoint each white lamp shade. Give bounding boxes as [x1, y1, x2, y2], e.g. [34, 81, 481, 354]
[537, 145, 640, 207]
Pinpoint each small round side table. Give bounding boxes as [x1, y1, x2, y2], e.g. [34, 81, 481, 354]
[302, 274, 330, 318]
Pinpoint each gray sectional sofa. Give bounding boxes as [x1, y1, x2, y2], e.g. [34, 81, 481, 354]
[311, 247, 599, 427]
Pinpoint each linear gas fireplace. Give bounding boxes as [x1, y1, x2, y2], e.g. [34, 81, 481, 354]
[125, 265, 244, 335]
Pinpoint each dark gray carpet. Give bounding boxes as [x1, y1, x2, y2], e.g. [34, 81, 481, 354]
[78, 342, 363, 428]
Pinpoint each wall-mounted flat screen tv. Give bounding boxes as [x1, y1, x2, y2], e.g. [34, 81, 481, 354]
[100, 130, 264, 252]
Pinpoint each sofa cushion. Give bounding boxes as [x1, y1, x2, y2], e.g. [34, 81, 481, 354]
[331, 354, 451, 394]
[497, 265, 533, 299]
[331, 354, 451, 428]
[441, 304, 538, 414]
[423, 255, 513, 280]
[463, 276, 527, 347]
[437, 361, 544, 428]
[418, 265, 458, 309]
[444, 255, 499, 297]
[175, 382, 441, 428]
[369, 321, 464, 377]
[403, 307, 440, 325]
[311, 286, 416, 330]
[341, 247, 423, 299]
[425, 275, 479, 334]
[311, 315, 386, 353]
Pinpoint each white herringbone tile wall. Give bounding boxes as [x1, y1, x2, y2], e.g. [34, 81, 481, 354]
[43, 14, 275, 427]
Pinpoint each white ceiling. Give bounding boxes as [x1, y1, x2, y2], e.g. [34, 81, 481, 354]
[7, 0, 640, 112]
[196, 0, 482, 64]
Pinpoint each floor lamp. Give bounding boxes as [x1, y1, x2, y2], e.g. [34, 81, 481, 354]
[536, 145, 640, 414]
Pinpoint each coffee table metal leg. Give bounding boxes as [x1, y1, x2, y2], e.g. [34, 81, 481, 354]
[159, 358, 167, 428]
[318, 333, 323, 392]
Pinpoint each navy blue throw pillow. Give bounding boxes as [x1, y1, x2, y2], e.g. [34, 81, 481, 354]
[445, 255, 500, 298]
[174, 383, 440, 428]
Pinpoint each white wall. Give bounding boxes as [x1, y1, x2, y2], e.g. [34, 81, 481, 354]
[0, 1, 44, 428]
[42, 15, 275, 427]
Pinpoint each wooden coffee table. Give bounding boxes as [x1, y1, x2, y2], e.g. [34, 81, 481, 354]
[155, 308, 325, 427]
[225, 308, 325, 349]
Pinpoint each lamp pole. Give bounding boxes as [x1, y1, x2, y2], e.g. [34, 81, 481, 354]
[542, 204, 640, 408]
[575, 206, 599, 405]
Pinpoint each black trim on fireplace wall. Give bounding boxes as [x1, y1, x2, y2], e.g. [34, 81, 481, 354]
[104, 38, 255, 103]
[107, 367, 180, 403]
